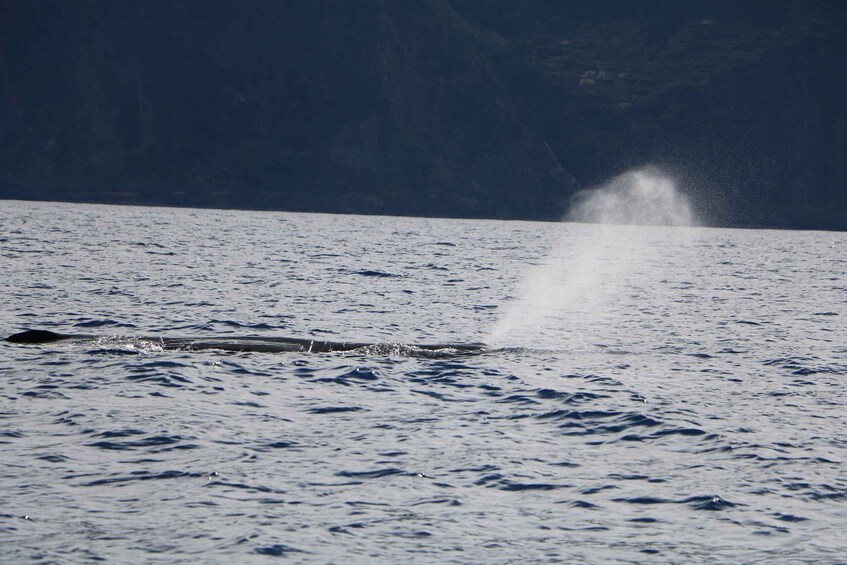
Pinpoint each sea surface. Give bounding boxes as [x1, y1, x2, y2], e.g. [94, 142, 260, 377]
[1, 200, 845, 563]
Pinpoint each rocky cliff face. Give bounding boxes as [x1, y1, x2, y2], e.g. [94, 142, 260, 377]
[1, 1, 844, 229]
[0, 0, 574, 219]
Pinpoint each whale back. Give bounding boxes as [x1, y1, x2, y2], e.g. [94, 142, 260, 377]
[6, 329, 487, 354]
[6, 329, 70, 343]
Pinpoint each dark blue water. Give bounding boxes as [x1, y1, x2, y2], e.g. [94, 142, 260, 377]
[2, 201, 845, 563]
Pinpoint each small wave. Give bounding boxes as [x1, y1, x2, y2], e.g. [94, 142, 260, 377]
[336, 468, 404, 479]
[498, 482, 568, 492]
[313, 367, 381, 384]
[497, 394, 540, 405]
[37, 454, 68, 463]
[93, 428, 146, 438]
[255, 544, 307, 556]
[536, 389, 611, 404]
[205, 481, 286, 494]
[613, 495, 739, 511]
[308, 406, 365, 414]
[543, 410, 663, 436]
[86, 434, 187, 451]
[792, 365, 846, 376]
[774, 513, 808, 522]
[350, 269, 402, 278]
[567, 500, 601, 509]
[73, 319, 136, 328]
[21, 388, 67, 399]
[125, 371, 191, 388]
[80, 470, 204, 487]
[260, 441, 298, 450]
[763, 356, 846, 376]
[208, 320, 278, 330]
[685, 495, 739, 511]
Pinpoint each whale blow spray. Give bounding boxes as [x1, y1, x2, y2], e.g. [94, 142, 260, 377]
[568, 168, 694, 226]
[488, 168, 697, 349]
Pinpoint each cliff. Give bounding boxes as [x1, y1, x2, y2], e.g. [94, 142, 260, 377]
[1, 0, 845, 229]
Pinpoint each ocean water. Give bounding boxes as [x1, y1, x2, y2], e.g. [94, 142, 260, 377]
[1, 200, 845, 563]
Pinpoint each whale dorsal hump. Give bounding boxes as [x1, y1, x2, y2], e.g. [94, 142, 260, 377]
[7, 330, 67, 343]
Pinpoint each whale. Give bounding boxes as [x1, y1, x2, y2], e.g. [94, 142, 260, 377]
[6, 329, 487, 354]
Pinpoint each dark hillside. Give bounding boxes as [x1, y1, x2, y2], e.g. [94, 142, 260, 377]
[456, 0, 847, 228]
[1, 0, 845, 229]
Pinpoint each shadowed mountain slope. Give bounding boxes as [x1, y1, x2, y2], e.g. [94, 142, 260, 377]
[1, 0, 845, 229]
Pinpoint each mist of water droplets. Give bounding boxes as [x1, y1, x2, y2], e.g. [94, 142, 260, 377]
[488, 168, 697, 348]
